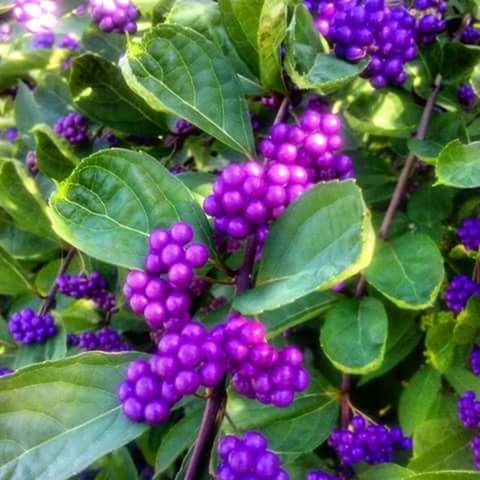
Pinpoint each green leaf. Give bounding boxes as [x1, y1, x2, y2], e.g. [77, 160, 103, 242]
[260, 290, 337, 339]
[0, 352, 148, 480]
[407, 139, 443, 165]
[226, 371, 339, 462]
[120, 24, 254, 156]
[345, 88, 422, 138]
[435, 140, 480, 188]
[0, 246, 34, 295]
[320, 297, 388, 374]
[408, 422, 477, 472]
[49, 148, 214, 269]
[177, 172, 215, 206]
[14, 318, 67, 368]
[454, 296, 480, 345]
[359, 314, 421, 384]
[445, 366, 480, 397]
[425, 322, 456, 373]
[365, 233, 444, 310]
[358, 464, 415, 480]
[70, 54, 167, 135]
[94, 448, 139, 480]
[398, 367, 442, 436]
[0, 159, 55, 240]
[14, 82, 43, 134]
[155, 409, 202, 474]
[441, 43, 480, 84]
[285, 5, 366, 94]
[234, 181, 375, 315]
[33, 124, 79, 181]
[82, 25, 127, 63]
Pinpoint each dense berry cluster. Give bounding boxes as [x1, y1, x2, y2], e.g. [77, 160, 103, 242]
[13, 0, 57, 33]
[461, 20, 480, 45]
[471, 346, 480, 376]
[123, 222, 209, 330]
[32, 31, 54, 48]
[307, 471, 340, 480]
[329, 416, 412, 465]
[444, 275, 480, 313]
[57, 272, 116, 312]
[90, 0, 139, 34]
[68, 327, 130, 351]
[458, 84, 477, 108]
[306, 0, 338, 37]
[119, 321, 224, 423]
[221, 314, 310, 408]
[471, 435, 480, 470]
[54, 113, 89, 145]
[413, 0, 447, 44]
[458, 217, 480, 251]
[0, 368, 13, 376]
[458, 391, 480, 428]
[216, 432, 289, 480]
[9, 308, 57, 344]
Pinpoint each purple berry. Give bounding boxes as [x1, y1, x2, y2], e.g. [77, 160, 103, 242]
[8, 308, 57, 344]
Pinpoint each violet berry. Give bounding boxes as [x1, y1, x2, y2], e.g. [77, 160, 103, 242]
[90, 0, 139, 34]
[458, 84, 477, 108]
[54, 113, 89, 145]
[458, 391, 480, 428]
[444, 275, 480, 314]
[9, 308, 57, 344]
[13, 0, 57, 33]
[471, 345, 480, 376]
[458, 217, 480, 251]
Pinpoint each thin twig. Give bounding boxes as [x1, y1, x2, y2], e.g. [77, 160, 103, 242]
[273, 96, 290, 125]
[224, 411, 240, 435]
[38, 248, 76, 316]
[196, 276, 235, 286]
[454, 14, 472, 41]
[340, 374, 351, 429]
[209, 259, 235, 277]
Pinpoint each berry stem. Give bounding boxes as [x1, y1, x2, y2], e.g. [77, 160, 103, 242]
[196, 276, 235, 286]
[184, 236, 258, 480]
[209, 259, 235, 277]
[38, 247, 76, 316]
[273, 96, 290, 125]
[355, 73, 443, 297]
[340, 374, 351, 430]
[454, 14, 472, 41]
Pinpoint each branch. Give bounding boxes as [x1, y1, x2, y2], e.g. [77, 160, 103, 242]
[184, 236, 257, 480]
[273, 96, 290, 125]
[38, 247, 76, 316]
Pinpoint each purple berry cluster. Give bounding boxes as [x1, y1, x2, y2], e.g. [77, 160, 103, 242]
[221, 314, 310, 408]
[54, 113, 89, 145]
[59, 33, 80, 50]
[9, 308, 57, 344]
[328, 416, 412, 465]
[13, 0, 57, 33]
[0, 368, 13, 376]
[216, 432, 290, 480]
[90, 0, 139, 34]
[458, 84, 477, 108]
[458, 217, 480, 251]
[307, 471, 340, 480]
[471, 346, 480, 377]
[471, 435, 480, 470]
[461, 20, 480, 45]
[413, 0, 447, 44]
[306, 0, 339, 37]
[444, 275, 480, 314]
[119, 321, 224, 423]
[56, 272, 117, 313]
[123, 222, 209, 330]
[458, 391, 480, 428]
[68, 327, 130, 352]
[32, 31, 55, 48]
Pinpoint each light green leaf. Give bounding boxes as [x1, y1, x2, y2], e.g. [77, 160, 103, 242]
[33, 124, 79, 181]
[0, 158, 55, 240]
[358, 464, 415, 480]
[177, 172, 215, 206]
[70, 54, 168, 135]
[226, 371, 339, 462]
[425, 322, 456, 373]
[454, 296, 480, 345]
[49, 148, 214, 269]
[435, 140, 480, 188]
[120, 24, 254, 156]
[0, 352, 148, 480]
[365, 233, 444, 309]
[320, 297, 388, 374]
[399, 367, 442, 436]
[155, 409, 202, 474]
[234, 181, 375, 315]
[445, 366, 480, 397]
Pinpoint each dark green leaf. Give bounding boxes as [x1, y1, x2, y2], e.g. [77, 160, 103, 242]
[234, 181, 375, 315]
[365, 233, 444, 309]
[441, 43, 480, 84]
[399, 367, 442, 436]
[94, 448, 139, 480]
[70, 54, 167, 135]
[0, 246, 34, 295]
[435, 140, 480, 188]
[120, 24, 254, 156]
[33, 124, 79, 181]
[320, 297, 388, 374]
[82, 25, 127, 63]
[155, 409, 202, 474]
[0, 159, 55, 240]
[0, 352, 148, 480]
[49, 148, 214, 269]
[14, 82, 43, 134]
